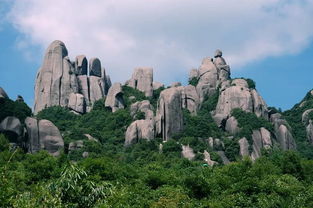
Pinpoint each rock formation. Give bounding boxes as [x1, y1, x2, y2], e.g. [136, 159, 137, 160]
[125, 119, 155, 146]
[0, 117, 23, 142]
[250, 128, 272, 160]
[239, 137, 249, 157]
[306, 120, 313, 144]
[105, 83, 125, 112]
[177, 85, 200, 115]
[130, 100, 154, 120]
[204, 150, 217, 166]
[153, 82, 164, 90]
[34, 40, 110, 114]
[156, 87, 183, 141]
[127, 67, 153, 97]
[181, 145, 195, 160]
[225, 116, 240, 134]
[0, 87, 8, 99]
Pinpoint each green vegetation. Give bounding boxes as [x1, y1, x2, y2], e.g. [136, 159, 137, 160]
[0, 97, 32, 122]
[189, 77, 199, 87]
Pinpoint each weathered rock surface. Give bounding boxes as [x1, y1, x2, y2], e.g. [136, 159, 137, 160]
[156, 87, 183, 141]
[270, 113, 296, 150]
[68, 140, 84, 151]
[225, 116, 240, 134]
[128, 67, 153, 97]
[213, 79, 268, 126]
[152, 82, 164, 90]
[89, 58, 102, 77]
[75, 55, 88, 75]
[25, 117, 40, 153]
[125, 120, 155, 146]
[239, 137, 249, 157]
[130, 100, 154, 120]
[105, 83, 125, 112]
[171, 82, 181, 88]
[181, 145, 195, 160]
[177, 85, 200, 115]
[0, 87, 8, 99]
[68, 93, 85, 114]
[250, 128, 272, 160]
[306, 120, 313, 144]
[302, 109, 313, 124]
[214, 49, 230, 82]
[217, 151, 230, 164]
[188, 68, 199, 81]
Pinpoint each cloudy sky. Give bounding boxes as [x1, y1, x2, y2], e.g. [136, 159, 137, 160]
[1, 0, 313, 110]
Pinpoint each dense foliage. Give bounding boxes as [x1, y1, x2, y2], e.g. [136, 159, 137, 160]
[189, 77, 199, 87]
[0, 97, 32, 122]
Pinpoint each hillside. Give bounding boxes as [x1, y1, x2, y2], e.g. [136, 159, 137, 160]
[1, 41, 313, 207]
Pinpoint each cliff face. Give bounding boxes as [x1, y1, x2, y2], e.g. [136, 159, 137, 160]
[34, 40, 111, 114]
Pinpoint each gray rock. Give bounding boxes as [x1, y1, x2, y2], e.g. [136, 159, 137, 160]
[125, 120, 155, 146]
[208, 137, 214, 148]
[217, 151, 230, 164]
[171, 82, 181, 88]
[68, 93, 86, 114]
[89, 76, 105, 103]
[251, 128, 272, 161]
[84, 134, 98, 142]
[196, 57, 219, 103]
[75, 55, 88, 75]
[302, 109, 313, 125]
[251, 89, 268, 118]
[38, 119, 64, 156]
[153, 82, 164, 90]
[156, 87, 183, 141]
[130, 100, 154, 120]
[181, 145, 195, 160]
[306, 120, 313, 144]
[77, 75, 90, 105]
[177, 85, 200, 115]
[82, 152, 89, 158]
[225, 116, 240, 134]
[0, 116, 23, 138]
[16, 95, 24, 102]
[128, 67, 153, 97]
[89, 58, 102, 77]
[0, 87, 8, 99]
[25, 117, 40, 153]
[105, 83, 124, 112]
[204, 150, 217, 166]
[68, 140, 84, 151]
[213, 49, 230, 82]
[239, 137, 249, 157]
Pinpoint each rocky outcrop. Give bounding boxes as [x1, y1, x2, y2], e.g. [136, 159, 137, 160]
[217, 151, 230, 164]
[171, 82, 181, 88]
[105, 83, 125, 112]
[204, 150, 217, 166]
[225, 116, 240, 134]
[270, 113, 296, 150]
[181, 145, 195, 160]
[213, 79, 268, 126]
[177, 85, 200, 115]
[214, 49, 230, 83]
[156, 88, 183, 141]
[302, 109, 313, 124]
[0, 117, 23, 141]
[125, 120, 155, 146]
[130, 100, 154, 120]
[0, 87, 8, 99]
[34, 40, 110, 114]
[250, 128, 272, 160]
[127, 67, 153, 97]
[188, 68, 199, 82]
[306, 120, 313, 144]
[25, 117, 64, 156]
[239, 137, 249, 157]
[153, 82, 164, 90]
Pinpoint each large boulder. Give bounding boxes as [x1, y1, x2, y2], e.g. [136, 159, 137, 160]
[105, 83, 124, 112]
[0, 117, 23, 143]
[238, 137, 249, 157]
[213, 49, 230, 82]
[125, 120, 155, 146]
[0, 87, 8, 99]
[306, 120, 313, 144]
[89, 58, 102, 77]
[75, 55, 88, 75]
[89, 76, 105, 104]
[177, 85, 200, 115]
[188, 68, 199, 82]
[130, 100, 154, 120]
[156, 87, 183, 141]
[68, 93, 86, 114]
[225, 116, 240, 134]
[128, 67, 153, 97]
[250, 128, 272, 160]
[302, 109, 313, 125]
[153, 81, 164, 90]
[25, 117, 40, 153]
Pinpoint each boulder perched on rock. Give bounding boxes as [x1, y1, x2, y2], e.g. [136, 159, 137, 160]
[75, 55, 88, 75]
[89, 58, 102, 77]
[213, 79, 268, 126]
[68, 93, 86, 114]
[0, 87, 8, 99]
[125, 120, 155, 146]
[156, 88, 183, 141]
[128, 67, 153, 97]
[130, 100, 154, 120]
[177, 85, 200, 115]
[181, 145, 195, 160]
[213, 49, 230, 82]
[105, 83, 124, 112]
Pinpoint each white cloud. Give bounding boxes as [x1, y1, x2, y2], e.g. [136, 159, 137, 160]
[6, 0, 313, 84]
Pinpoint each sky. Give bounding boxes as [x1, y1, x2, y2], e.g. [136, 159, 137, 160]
[0, 0, 313, 110]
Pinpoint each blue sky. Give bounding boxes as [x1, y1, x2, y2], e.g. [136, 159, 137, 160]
[0, 0, 313, 110]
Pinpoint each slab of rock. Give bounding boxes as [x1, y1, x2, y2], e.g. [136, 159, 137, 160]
[105, 83, 125, 112]
[217, 151, 230, 164]
[0, 116, 23, 138]
[251, 128, 272, 161]
[181, 145, 195, 160]
[130, 100, 154, 120]
[0, 87, 8, 99]
[156, 87, 183, 141]
[239, 137, 249, 157]
[128, 67, 153, 97]
[89, 58, 102, 77]
[125, 119, 155, 146]
[177, 85, 200, 115]
[204, 150, 217, 166]
[68, 140, 84, 151]
[68, 93, 86, 114]
[306, 120, 313, 144]
[89, 76, 105, 103]
[75, 55, 88, 75]
[25, 117, 40, 153]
